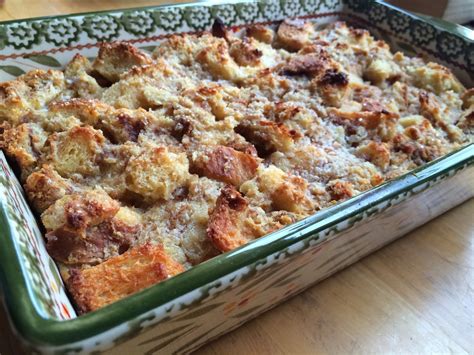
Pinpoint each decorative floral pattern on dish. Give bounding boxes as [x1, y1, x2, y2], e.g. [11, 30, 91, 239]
[42, 19, 80, 46]
[388, 12, 411, 32]
[6, 22, 40, 49]
[302, 0, 321, 12]
[410, 20, 436, 46]
[465, 43, 474, 69]
[121, 11, 156, 36]
[259, 1, 281, 21]
[184, 6, 213, 31]
[436, 31, 465, 58]
[236, 3, 261, 22]
[152, 7, 184, 31]
[324, 0, 341, 11]
[367, 2, 388, 23]
[212, 4, 238, 24]
[282, 0, 304, 17]
[0, 156, 76, 320]
[82, 14, 121, 41]
[343, 0, 369, 12]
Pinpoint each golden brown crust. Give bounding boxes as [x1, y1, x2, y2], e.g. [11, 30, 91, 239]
[279, 51, 332, 77]
[240, 165, 316, 214]
[190, 145, 258, 187]
[125, 145, 191, 201]
[327, 180, 354, 201]
[47, 98, 105, 127]
[41, 189, 120, 232]
[45, 207, 140, 265]
[229, 38, 263, 67]
[207, 186, 257, 252]
[457, 108, 474, 132]
[461, 88, 474, 109]
[0, 123, 47, 176]
[67, 243, 184, 313]
[235, 120, 299, 156]
[24, 165, 74, 212]
[41, 192, 139, 266]
[92, 42, 153, 82]
[207, 185, 298, 252]
[64, 54, 104, 99]
[412, 62, 464, 95]
[196, 37, 241, 82]
[314, 69, 350, 107]
[44, 125, 106, 177]
[356, 141, 391, 170]
[0, 69, 64, 124]
[276, 19, 313, 52]
[246, 24, 274, 44]
[329, 106, 398, 130]
[0, 21, 471, 313]
[270, 175, 314, 213]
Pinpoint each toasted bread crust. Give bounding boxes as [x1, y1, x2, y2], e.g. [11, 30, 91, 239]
[236, 120, 299, 156]
[207, 186, 254, 252]
[191, 145, 258, 187]
[25, 165, 74, 212]
[92, 42, 153, 82]
[207, 185, 299, 252]
[125, 146, 191, 201]
[246, 24, 274, 44]
[41, 189, 120, 231]
[276, 19, 313, 51]
[67, 243, 184, 313]
[0, 20, 471, 313]
[44, 125, 106, 177]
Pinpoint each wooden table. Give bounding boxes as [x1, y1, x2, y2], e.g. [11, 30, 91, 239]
[0, 1, 473, 354]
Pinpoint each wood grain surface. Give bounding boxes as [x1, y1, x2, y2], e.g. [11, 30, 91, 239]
[0, 2, 473, 354]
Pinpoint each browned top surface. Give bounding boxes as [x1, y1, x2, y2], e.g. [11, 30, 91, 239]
[0, 1, 472, 353]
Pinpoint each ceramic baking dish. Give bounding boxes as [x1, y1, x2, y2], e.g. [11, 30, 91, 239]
[0, 0, 473, 353]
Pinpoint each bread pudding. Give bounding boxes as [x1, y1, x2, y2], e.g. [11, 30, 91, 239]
[1, 20, 472, 313]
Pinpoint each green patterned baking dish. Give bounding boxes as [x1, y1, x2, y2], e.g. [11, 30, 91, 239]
[0, 0, 473, 353]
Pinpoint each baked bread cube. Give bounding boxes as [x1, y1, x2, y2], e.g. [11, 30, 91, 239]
[0, 69, 64, 125]
[207, 186, 298, 252]
[25, 165, 75, 212]
[45, 206, 141, 265]
[246, 24, 274, 44]
[276, 19, 313, 51]
[355, 141, 391, 170]
[44, 125, 106, 177]
[196, 36, 242, 82]
[236, 120, 299, 156]
[411, 62, 464, 95]
[0, 123, 47, 177]
[190, 145, 258, 187]
[229, 38, 263, 67]
[64, 54, 104, 99]
[41, 190, 141, 266]
[41, 189, 120, 232]
[240, 165, 315, 214]
[207, 186, 264, 252]
[47, 98, 106, 128]
[92, 42, 153, 83]
[67, 243, 184, 313]
[125, 145, 191, 201]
